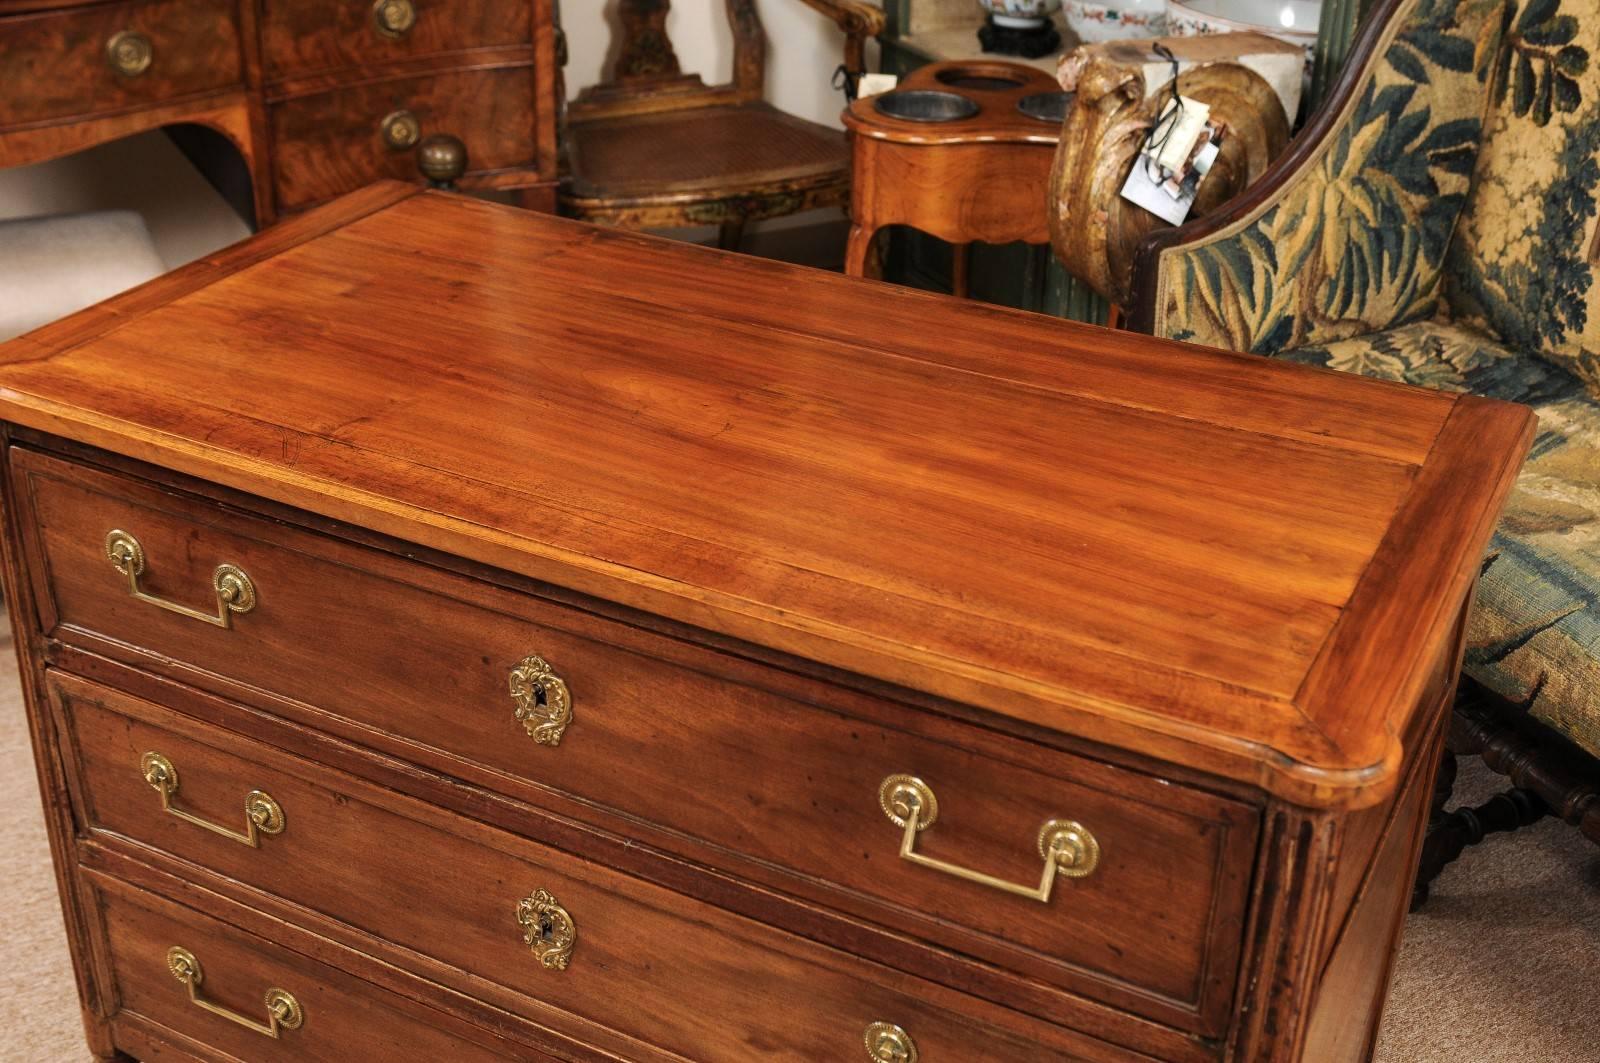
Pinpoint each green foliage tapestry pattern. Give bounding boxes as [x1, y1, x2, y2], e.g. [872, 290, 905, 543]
[1154, 0, 1506, 353]
[1283, 321, 1600, 758]
[1448, 0, 1600, 398]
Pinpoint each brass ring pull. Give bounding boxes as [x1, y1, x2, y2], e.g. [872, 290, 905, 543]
[106, 30, 153, 77]
[372, 0, 418, 38]
[516, 888, 576, 970]
[509, 655, 572, 746]
[878, 775, 1099, 902]
[105, 530, 257, 629]
[167, 947, 303, 1038]
[864, 1021, 918, 1063]
[381, 109, 422, 150]
[142, 752, 285, 848]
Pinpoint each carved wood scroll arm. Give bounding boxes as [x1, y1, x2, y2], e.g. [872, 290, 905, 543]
[1048, 54, 1288, 308]
[791, 0, 887, 74]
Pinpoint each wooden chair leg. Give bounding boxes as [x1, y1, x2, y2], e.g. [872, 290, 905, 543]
[1412, 774, 1548, 910]
[718, 219, 746, 252]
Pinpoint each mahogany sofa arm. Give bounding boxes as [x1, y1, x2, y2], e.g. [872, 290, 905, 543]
[792, 0, 887, 73]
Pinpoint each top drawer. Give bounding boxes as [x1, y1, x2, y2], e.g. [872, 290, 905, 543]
[260, 0, 532, 82]
[0, 0, 242, 129]
[12, 444, 1258, 1035]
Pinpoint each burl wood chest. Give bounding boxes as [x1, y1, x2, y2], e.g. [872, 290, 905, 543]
[0, 0, 559, 225]
[0, 184, 1533, 1062]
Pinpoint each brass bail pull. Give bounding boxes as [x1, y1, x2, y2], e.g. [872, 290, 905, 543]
[877, 774, 1099, 903]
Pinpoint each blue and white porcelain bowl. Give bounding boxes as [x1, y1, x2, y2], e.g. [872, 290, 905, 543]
[980, 0, 1065, 29]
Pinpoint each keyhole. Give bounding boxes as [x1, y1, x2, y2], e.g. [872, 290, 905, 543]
[533, 683, 549, 708]
[537, 914, 555, 942]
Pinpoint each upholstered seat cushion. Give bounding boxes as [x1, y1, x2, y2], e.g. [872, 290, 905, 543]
[1281, 321, 1600, 758]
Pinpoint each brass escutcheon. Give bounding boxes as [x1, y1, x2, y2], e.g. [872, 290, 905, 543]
[508, 655, 572, 746]
[516, 888, 576, 971]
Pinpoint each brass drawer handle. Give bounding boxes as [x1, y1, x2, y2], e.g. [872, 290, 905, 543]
[877, 775, 1099, 902]
[141, 752, 286, 848]
[509, 655, 572, 746]
[105, 530, 257, 629]
[106, 30, 153, 77]
[381, 109, 422, 150]
[864, 1021, 918, 1063]
[372, 0, 418, 39]
[167, 947, 303, 1038]
[516, 888, 576, 970]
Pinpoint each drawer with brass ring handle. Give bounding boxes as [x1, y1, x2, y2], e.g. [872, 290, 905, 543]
[105, 30, 154, 78]
[141, 751, 286, 848]
[372, 0, 418, 39]
[381, 109, 422, 151]
[864, 1021, 918, 1062]
[515, 888, 576, 970]
[166, 946, 303, 1038]
[878, 774, 1099, 902]
[104, 529, 257, 629]
[508, 654, 572, 746]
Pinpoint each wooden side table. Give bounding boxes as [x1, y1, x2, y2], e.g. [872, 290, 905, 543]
[842, 61, 1066, 296]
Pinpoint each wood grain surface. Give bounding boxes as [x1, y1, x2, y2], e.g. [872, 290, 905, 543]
[0, 186, 1534, 809]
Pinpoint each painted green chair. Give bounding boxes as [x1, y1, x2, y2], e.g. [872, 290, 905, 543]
[1119, 0, 1599, 891]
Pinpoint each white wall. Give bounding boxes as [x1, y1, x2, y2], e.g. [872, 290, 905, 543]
[564, 0, 881, 129]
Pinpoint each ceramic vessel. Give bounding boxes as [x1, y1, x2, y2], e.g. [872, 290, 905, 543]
[979, 0, 1064, 30]
[1165, 0, 1320, 62]
[1063, 0, 1168, 44]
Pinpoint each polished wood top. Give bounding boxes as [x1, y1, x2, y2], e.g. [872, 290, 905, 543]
[0, 183, 1534, 807]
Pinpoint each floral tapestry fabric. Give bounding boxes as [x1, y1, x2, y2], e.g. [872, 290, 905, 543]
[1447, 0, 1600, 398]
[1152, 0, 1506, 353]
[1284, 322, 1600, 758]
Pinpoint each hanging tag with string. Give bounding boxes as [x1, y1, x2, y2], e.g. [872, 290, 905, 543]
[1120, 43, 1229, 226]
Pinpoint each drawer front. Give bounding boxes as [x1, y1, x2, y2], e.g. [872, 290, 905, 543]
[88, 870, 521, 1062]
[0, 0, 242, 129]
[59, 674, 1132, 1063]
[269, 66, 536, 211]
[18, 446, 1256, 1030]
[261, 0, 532, 82]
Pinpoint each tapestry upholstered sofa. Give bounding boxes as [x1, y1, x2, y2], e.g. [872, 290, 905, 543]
[1121, 0, 1599, 889]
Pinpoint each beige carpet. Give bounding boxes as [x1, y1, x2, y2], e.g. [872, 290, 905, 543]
[2, 626, 1596, 1062]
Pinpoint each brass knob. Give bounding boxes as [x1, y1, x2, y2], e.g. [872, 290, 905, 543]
[417, 133, 468, 190]
[372, 0, 417, 39]
[380, 109, 421, 151]
[106, 30, 154, 78]
[864, 1022, 918, 1063]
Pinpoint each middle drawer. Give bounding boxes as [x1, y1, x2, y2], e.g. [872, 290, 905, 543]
[18, 445, 1256, 1031]
[56, 670, 1132, 1063]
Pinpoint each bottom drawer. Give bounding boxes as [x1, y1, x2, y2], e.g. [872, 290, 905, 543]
[87, 871, 536, 1062]
[59, 672, 1148, 1062]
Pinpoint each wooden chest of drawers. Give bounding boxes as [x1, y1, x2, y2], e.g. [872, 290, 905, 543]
[0, 184, 1533, 1062]
[0, 0, 558, 225]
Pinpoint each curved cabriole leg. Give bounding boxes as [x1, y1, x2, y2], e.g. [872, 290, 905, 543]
[844, 223, 880, 279]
